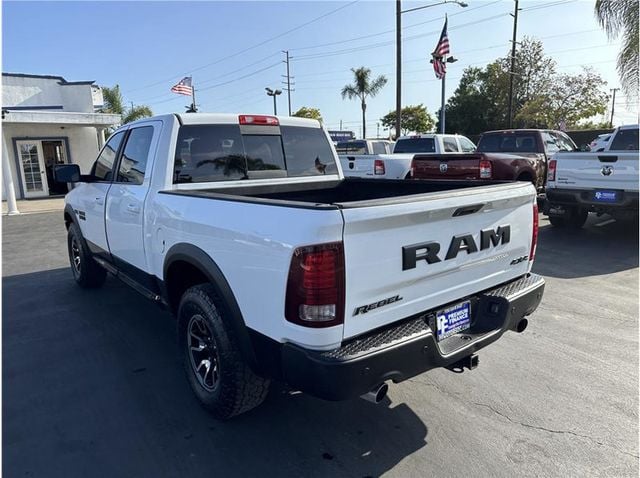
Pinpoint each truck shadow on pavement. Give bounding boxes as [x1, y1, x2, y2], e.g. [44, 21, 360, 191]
[3, 268, 428, 478]
[533, 215, 639, 279]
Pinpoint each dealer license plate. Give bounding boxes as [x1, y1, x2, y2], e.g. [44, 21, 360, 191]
[593, 190, 618, 202]
[436, 300, 471, 341]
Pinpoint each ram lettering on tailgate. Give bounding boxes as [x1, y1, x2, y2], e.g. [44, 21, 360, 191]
[402, 225, 511, 271]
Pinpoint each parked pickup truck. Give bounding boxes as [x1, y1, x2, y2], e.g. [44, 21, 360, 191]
[56, 113, 545, 419]
[410, 129, 577, 192]
[340, 133, 475, 179]
[544, 124, 639, 227]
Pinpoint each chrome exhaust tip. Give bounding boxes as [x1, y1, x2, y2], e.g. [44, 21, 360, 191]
[360, 383, 389, 404]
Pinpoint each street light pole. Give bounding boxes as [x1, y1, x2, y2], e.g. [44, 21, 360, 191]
[395, 0, 467, 139]
[265, 87, 282, 115]
[440, 56, 458, 134]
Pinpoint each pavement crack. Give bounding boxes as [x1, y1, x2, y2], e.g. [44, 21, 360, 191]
[472, 401, 639, 459]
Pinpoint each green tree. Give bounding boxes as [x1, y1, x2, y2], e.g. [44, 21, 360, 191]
[595, 0, 639, 98]
[100, 85, 153, 125]
[515, 67, 609, 129]
[440, 38, 609, 133]
[292, 106, 323, 122]
[380, 104, 435, 136]
[341, 67, 387, 138]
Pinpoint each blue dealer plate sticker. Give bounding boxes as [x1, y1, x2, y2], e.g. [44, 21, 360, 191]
[593, 190, 618, 202]
[436, 300, 471, 341]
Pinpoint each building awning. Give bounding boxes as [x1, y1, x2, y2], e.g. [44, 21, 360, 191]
[2, 110, 121, 127]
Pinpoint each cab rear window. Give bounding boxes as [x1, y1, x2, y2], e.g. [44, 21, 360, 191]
[173, 124, 337, 183]
[393, 138, 435, 153]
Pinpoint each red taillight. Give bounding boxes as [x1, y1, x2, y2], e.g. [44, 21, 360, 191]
[285, 242, 345, 328]
[238, 115, 279, 126]
[479, 159, 492, 179]
[547, 159, 557, 182]
[374, 159, 385, 175]
[530, 203, 539, 261]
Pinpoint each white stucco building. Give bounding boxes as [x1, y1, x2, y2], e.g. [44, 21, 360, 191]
[2, 73, 120, 207]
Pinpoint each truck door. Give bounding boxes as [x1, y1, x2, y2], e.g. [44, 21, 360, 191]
[105, 123, 159, 286]
[79, 131, 125, 259]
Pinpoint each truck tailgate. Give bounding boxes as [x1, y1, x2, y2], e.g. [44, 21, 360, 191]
[338, 183, 536, 340]
[413, 154, 484, 179]
[553, 151, 639, 191]
[339, 155, 378, 178]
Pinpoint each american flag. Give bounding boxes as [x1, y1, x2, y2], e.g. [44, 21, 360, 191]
[171, 76, 193, 96]
[431, 17, 450, 79]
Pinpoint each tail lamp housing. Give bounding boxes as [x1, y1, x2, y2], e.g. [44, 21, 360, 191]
[479, 159, 492, 179]
[547, 159, 557, 182]
[285, 242, 345, 328]
[374, 159, 385, 175]
[530, 203, 539, 261]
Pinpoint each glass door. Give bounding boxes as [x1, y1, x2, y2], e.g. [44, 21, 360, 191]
[16, 140, 49, 198]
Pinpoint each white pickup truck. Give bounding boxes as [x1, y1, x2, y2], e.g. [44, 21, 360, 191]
[56, 113, 544, 419]
[545, 124, 639, 227]
[340, 133, 476, 179]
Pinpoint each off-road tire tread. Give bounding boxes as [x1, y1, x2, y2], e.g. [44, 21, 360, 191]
[67, 223, 107, 288]
[178, 284, 269, 419]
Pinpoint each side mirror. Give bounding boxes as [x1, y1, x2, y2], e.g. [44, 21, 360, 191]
[54, 164, 81, 183]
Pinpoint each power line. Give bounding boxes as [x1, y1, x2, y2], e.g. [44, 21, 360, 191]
[124, 0, 360, 95]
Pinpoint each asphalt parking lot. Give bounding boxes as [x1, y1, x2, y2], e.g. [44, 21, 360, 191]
[3, 211, 638, 477]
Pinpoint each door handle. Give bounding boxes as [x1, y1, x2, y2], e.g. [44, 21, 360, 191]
[126, 204, 140, 214]
[95, 197, 104, 206]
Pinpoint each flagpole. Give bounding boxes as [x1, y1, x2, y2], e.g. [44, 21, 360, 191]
[191, 77, 197, 112]
[440, 73, 446, 134]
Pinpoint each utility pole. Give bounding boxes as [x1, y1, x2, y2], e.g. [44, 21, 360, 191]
[609, 88, 619, 128]
[377, 122, 380, 138]
[507, 0, 520, 128]
[395, 0, 402, 141]
[282, 50, 294, 116]
[339, 119, 343, 130]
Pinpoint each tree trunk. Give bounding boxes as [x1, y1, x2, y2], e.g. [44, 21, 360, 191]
[361, 99, 367, 139]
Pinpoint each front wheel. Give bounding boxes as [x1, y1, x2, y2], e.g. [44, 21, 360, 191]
[178, 284, 270, 419]
[67, 223, 107, 288]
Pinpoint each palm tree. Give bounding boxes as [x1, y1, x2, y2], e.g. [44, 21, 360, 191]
[341, 67, 387, 139]
[101, 85, 153, 125]
[594, 0, 639, 99]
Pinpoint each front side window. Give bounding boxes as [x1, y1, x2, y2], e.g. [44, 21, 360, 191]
[92, 131, 124, 181]
[541, 132, 559, 153]
[610, 128, 639, 151]
[117, 126, 154, 184]
[553, 132, 577, 152]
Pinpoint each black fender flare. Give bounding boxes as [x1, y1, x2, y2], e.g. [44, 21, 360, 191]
[64, 203, 77, 228]
[163, 243, 258, 370]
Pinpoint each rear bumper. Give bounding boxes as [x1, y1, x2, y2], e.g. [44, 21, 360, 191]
[545, 187, 639, 213]
[280, 273, 545, 401]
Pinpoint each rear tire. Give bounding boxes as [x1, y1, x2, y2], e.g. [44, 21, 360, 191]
[548, 215, 566, 227]
[177, 284, 270, 419]
[567, 208, 588, 229]
[67, 222, 107, 288]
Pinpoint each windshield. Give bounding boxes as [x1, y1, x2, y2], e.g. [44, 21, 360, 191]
[393, 138, 435, 153]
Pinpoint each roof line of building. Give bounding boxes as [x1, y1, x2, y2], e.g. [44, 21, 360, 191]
[2, 72, 95, 85]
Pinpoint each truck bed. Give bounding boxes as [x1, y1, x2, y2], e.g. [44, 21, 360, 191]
[162, 178, 511, 209]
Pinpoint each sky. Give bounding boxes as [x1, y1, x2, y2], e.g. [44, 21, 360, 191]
[2, 0, 638, 137]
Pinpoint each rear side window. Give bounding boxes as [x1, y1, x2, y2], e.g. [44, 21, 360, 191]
[117, 126, 154, 184]
[610, 128, 639, 151]
[552, 132, 577, 152]
[173, 124, 337, 183]
[443, 137, 459, 152]
[394, 138, 435, 153]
